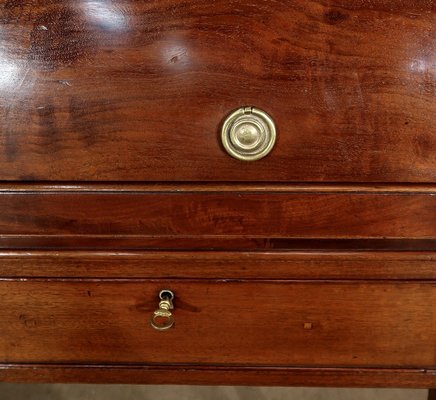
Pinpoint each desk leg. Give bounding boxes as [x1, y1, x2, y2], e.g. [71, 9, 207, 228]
[428, 389, 436, 400]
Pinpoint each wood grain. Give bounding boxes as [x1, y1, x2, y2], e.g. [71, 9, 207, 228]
[0, 191, 434, 238]
[0, 0, 434, 182]
[0, 364, 435, 387]
[0, 0, 435, 389]
[0, 250, 435, 280]
[0, 279, 434, 367]
[0, 183, 435, 194]
[1, 236, 435, 251]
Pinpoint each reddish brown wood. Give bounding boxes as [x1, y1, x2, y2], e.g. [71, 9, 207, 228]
[0, 191, 434, 238]
[0, 0, 435, 389]
[0, 364, 434, 388]
[1, 236, 435, 251]
[0, 1, 434, 182]
[0, 183, 434, 194]
[0, 250, 435, 280]
[0, 279, 434, 367]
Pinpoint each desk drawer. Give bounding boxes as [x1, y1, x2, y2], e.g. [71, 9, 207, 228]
[1, 279, 434, 367]
[1, 1, 434, 182]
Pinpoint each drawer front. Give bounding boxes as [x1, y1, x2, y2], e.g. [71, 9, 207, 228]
[1, 280, 435, 367]
[1, 1, 434, 182]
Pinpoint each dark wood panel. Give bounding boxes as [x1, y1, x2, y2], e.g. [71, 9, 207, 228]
[0, 364, 435, 388]
[0, 280, 434, 366]
[0, 1, 434, 182]
[0, 250, 435, 280]
[0, 191, 434, 238]
[1, 236, 435, 251]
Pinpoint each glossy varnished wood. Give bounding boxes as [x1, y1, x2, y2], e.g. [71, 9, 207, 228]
[0, 279, 435, 367]
[0, 1, 434, 182]
[0, 0, 435, 389]
[0, 190, 434, 238]
[0, 250, 435, 280]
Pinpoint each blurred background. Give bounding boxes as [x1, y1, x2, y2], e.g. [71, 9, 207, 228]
[0, 385, 428, 400]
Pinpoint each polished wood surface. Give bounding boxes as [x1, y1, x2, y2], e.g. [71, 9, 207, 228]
[1, 365, 435, 388]
[0, 0, 434, 182]
[0, 190, 434, 238]
[0, 0, 435, 389]
[0, 250, 435, 280]
[0, 279, 434, 366]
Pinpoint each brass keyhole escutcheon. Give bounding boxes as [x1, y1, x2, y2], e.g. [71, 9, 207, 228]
[150, 290, 175, 331]
[221, 106, 276, 161]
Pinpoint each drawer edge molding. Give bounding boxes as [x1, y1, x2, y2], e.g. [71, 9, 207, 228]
[1, 236, 435, 251]
[0, 183, 435, 194]
[0, 250, 435, 279]
[0, 364, 434, 387]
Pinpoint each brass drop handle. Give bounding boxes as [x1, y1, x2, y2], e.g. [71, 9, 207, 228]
[150, 290, 175, 331]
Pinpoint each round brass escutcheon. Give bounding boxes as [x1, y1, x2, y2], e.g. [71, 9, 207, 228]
[221, 107, 276, 161]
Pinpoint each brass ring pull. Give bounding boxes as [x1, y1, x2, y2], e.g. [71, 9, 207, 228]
[150, 290, 175, 331]
[221, 106, 276, 161]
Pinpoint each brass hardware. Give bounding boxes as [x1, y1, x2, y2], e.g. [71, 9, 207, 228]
[221, 106, 276, 161]
[150, 290, 175, 331]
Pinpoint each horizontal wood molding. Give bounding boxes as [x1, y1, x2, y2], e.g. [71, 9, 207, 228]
[0, 250, 435, 280]
[0, 183, 435, 194]
[1, 236, 435, 251]
[0, 364, 435, 387]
